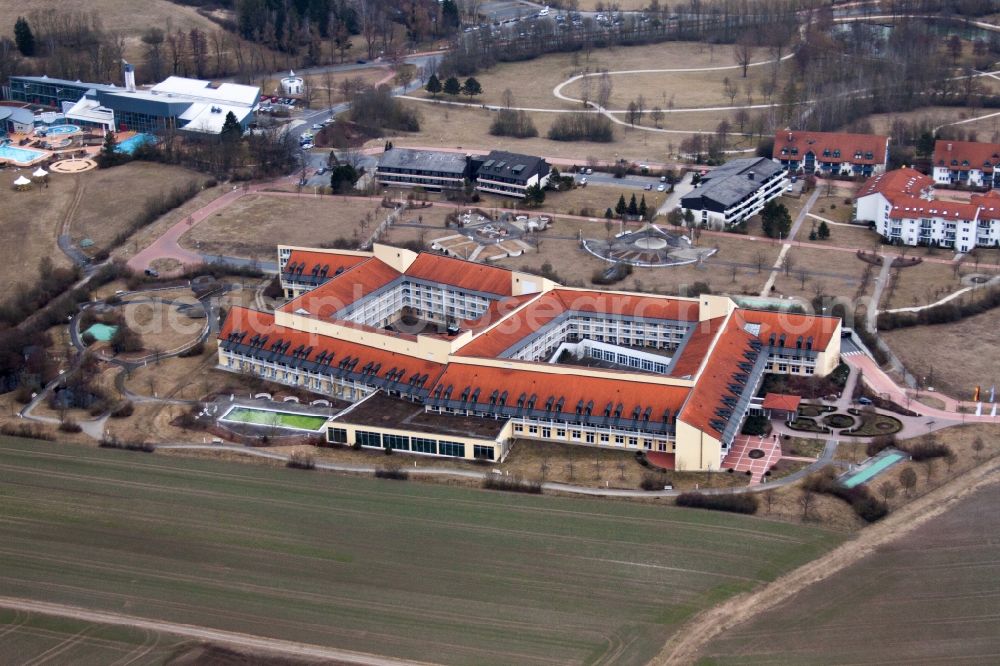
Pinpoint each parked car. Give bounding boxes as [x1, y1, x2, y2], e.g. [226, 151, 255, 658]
[656, 184, 666, 192]
[144, 268, 159, 278]
[644, 183, 652, 190]
[579, 177, 587, 186]
[858, 397, 874, 406]
[316, 167, 326, 176]
[356, 59, 367, 64]
[311, 123, 323, 130]
[585, 168, 593, 174]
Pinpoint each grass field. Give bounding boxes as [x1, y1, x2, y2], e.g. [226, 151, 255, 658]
[0, 609, 190, 665]
[381, 100, 735, 164]
[884, 310, 1000, 397]
[223, 407, 328, 431]
[0, 162, 204, 290]
[0, 436, 843, 666]
[696, 479, 1000, 665]
[178, 193, 386, 258]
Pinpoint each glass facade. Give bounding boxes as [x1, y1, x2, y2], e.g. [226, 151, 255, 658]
[356, 430, 382, 448]
[327, 427, 348, 444]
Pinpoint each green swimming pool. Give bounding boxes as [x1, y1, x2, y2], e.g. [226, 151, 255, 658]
[221, 406, 328, 431]
[843, 452, 905, 488]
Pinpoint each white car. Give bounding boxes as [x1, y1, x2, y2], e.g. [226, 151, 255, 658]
[311, 123, 323, 130]
[301, 143, 314, 150]
[656, 184, 666, 192]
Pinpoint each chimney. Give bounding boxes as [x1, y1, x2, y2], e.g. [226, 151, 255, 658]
[947, 143, 953, 152]
[123, 61, 136, 92]
[788, 132, 793, 141]
[747, 171, 755, 181]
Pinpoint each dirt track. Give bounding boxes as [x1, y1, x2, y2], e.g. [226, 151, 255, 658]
[653, 459, 1000, 665]
[0, 597, 434, 666]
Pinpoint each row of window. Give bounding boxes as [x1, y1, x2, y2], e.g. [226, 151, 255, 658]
[350, 429, 479, 459]
[511, 422, 670, 451]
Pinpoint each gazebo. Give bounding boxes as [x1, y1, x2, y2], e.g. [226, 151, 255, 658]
[32, 167, 48, 178]
[13, 175, 31, 191]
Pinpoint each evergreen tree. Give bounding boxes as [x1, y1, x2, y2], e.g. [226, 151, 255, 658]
[425, 73, 442, 97]
[220, 111, 242, 141]
[462, 77, 482, 99]
[615, 194, 627, 216]
[441, 0, 460, 29]
[14, 17, 35, 57]
[639, 195, 648, 219]
[443, 76, 461, 96]
[627, 194, 638, 216]
[761, 200, 792, 238]
[817, 220, 831, 240]
[525, 183, 545, 206]
[605, 207, 614, 219]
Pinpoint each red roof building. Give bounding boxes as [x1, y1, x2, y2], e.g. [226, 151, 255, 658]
[218, 244, 842, 470]
[773, 130, 889, 177]
[933, 140, 1000, 189]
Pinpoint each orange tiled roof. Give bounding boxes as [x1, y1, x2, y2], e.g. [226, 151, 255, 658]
[428, 362, 690, 424]
[773, 130, 889, 165]
[279, 257, 401, 319]
[762, 393, 801, 411]
[857, 168, 932, 199]
[934, 140, 1000, 173]
[668, 316, 726, 378]
[735, 309, 840, 351]
[678, 315, 757, 438]
[218, 306, 446, 381]
[458, 292, 544, 334]
[404, 252, 514, 296]
[282, 250, 368, 278]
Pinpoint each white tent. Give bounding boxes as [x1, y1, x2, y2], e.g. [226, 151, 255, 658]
[32, 167, 48, 178]
[13, 175, 31, 186]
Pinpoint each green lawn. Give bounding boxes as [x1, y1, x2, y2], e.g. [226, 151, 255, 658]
[222, 406, 328, 431]
[0, 437, 844, 665]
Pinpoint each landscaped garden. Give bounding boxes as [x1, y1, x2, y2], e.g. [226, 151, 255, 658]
[842, 410, 904, 437]
[822, 413, 857, 429]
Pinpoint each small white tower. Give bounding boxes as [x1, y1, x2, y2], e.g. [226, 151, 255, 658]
[280, 70, 304, 96]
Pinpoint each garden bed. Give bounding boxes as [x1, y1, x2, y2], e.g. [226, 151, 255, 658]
[787, 417, 832, 434]
[842, 413, 904, 437]
[822, 413, 857, 429]
[798, 403, 836, 418]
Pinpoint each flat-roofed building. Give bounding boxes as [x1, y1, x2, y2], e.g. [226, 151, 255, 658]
[375, 147, 472, 191]
[680, 157, 787, 228]
[473, 150, 551, 198]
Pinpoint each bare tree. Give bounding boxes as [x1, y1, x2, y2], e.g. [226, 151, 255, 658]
[753, 249, 767, 273]
[501, 88, 515, 109]
[924, 458, 936, 482]
[597, 70, 613, 109]
[763, 488, 776, 514]
[799, 488, 815, 521]
[734, 34, 753, 78]
[723, 76, 739, 105]
[651, 106, 664, 128]
[878, 479, 897, 503]
[972, 436, 985, 460]
[899, 467, 918, 496]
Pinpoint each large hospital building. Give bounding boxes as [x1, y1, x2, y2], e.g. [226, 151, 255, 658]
[218, 245, 841, 471]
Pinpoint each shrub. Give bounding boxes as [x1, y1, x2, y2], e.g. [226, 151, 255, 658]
[58, 420, 82, 433]
[741, 414, 771, 436]
[0, 423, 55, 440]
[675, 492, 759, 514]
[374, 468, 409, 480]
[109, 401, 135, 418]
[286, 451, 316, 469]
[640, 473, 668, 491]
[177, 341, 205, 358]
[547, 113, 614, 142]
[80, 332, 96, 347]
[98, 437, 155, 452]
[866, 434, 896, 457]
[348, 85, 420, 131]
[489, 109, 538, 138]
[482, 475, 542, 494]
[803, 467, 888, 523]
[902, 440, 952, 461]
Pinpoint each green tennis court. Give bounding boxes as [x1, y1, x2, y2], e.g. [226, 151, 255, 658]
[221, 406, 327, 431]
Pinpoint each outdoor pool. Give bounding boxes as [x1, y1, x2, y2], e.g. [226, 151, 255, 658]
[42, 124, 81, 136]
[84, 323, 118, 342]
[842, 451, 905, 488]
[221, 406, 328, 432]
[0, 144, 47, 165]
[115, 133, 155, 155]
